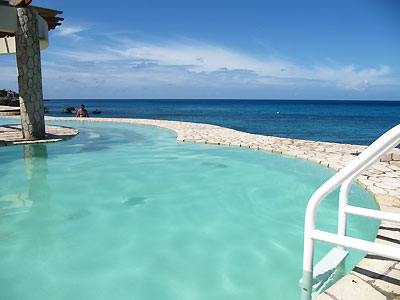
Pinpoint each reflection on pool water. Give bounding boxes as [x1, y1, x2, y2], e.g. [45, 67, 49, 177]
[0, 120, 379, 300]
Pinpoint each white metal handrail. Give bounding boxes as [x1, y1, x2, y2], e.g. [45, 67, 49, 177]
[301, 124, 400, 300]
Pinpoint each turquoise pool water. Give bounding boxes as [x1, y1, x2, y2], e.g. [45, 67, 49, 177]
[0, 120, 379, 300]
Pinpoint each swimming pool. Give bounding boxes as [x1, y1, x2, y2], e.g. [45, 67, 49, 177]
[0, 120, 379, 300]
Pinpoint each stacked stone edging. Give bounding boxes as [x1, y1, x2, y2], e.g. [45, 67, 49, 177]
[0, 122, 78, 146]
[15, 7, 45, 139]
[1, 115, 399, 299]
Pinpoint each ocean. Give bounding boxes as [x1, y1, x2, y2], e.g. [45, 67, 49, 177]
[45, 99, 400, 146]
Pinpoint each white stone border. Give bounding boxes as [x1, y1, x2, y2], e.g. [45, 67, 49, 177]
[0, 123, 78, 146]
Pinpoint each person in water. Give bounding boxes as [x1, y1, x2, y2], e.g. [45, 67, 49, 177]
[76, 104, 89, 117]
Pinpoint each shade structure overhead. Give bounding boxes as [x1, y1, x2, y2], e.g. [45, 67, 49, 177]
[0, 0, 63, 54]
[0, 0, 63, 36]
[0, 0, 64, 141]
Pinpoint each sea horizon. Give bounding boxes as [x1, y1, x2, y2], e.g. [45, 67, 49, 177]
[43, 98, 400, 147]
[46, 98, 400, 102]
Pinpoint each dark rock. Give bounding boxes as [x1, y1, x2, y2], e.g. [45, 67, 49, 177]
[92, 109, 101, 114]
[0, 90, 20, 107]
[61, 107, 77, 114]
[0, 98, 20, 107]
[44, 107, 50, 113]
[10, 98, 19, 106]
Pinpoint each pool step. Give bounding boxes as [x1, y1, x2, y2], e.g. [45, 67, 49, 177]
[300, 247, 348, 296]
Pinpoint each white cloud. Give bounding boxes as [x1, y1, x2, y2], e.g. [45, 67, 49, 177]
[103, 40, 398, 91]
[38, 33, 400, 98]
[53, 25, 86, 39]
[109, 42, 290, 75]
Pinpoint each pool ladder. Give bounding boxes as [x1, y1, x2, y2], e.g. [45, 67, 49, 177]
[300, 124, 400, 300]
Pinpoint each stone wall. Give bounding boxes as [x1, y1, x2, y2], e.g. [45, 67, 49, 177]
[15, 7, 45, 139]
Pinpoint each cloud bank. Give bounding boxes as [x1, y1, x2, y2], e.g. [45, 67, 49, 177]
[108, 41, 394, 91]
[3, 28, 397, 99]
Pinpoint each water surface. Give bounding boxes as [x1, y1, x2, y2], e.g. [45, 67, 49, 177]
[0, 120, 379, 300]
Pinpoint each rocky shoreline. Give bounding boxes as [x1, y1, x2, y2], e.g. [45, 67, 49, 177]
[0, 90, 20, 107]
[0, 90, 50, 115]
[0, 90, 100, 115]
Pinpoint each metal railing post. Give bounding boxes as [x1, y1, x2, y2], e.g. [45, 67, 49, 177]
[338, 179, 352, 250]
[300, 124, 400, 300]
[301, 215, 316, 300]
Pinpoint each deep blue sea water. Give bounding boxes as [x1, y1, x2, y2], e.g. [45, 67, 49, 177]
[45, 99, 400, 146]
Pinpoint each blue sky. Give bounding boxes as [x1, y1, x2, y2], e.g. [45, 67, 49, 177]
[1, 0, 399, 99]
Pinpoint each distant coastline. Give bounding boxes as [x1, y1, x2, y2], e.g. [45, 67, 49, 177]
[0, 89, 19, 107]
